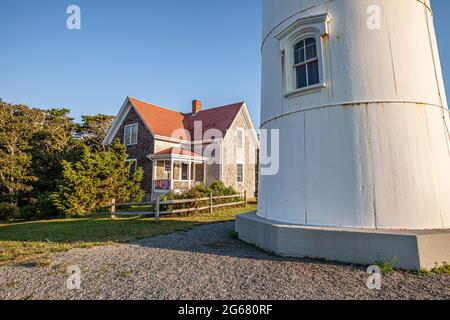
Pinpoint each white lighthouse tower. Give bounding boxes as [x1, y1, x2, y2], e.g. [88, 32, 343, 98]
[237, 0, 450, 269]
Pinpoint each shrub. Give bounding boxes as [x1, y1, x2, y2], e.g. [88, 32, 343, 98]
[18, 205, 38, 221]
[160, 181, 240, 212]
[228, 230, 239, 239]
[209, 180, 237, 196]
[0, 202, 19, 221]
[15, 193, 58, 221]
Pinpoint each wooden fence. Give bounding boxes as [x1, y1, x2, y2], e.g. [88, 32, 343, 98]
[110, 191, 247, 223]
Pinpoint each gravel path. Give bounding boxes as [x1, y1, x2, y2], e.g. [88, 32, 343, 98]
[0, 222, 449, 300]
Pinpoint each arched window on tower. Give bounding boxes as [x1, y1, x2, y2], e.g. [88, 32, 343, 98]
[293, 37, 320, 89]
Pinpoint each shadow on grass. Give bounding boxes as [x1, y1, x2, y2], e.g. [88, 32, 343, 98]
[0, 205, 375, 272]
[0, 203, 258, 243]
[0, 206, 259, 264]
[0, 216, 203, 244]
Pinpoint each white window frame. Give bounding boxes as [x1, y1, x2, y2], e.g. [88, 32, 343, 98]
[181, 163, 189, 181]
[124, 123, 138, 146]
[293, 37, 320, 89]
[237, 163, 244, 184]
[164, 161, 171, 173]
[173, 162, 190, 182]
[276, 13, 332, 98]
[237, 128, 244, 149]
[125, 159, 138, 177]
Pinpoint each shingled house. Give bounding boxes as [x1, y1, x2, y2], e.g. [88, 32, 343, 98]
[103, 97, 259, 201]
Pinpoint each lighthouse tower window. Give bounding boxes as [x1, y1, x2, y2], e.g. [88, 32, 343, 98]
[275, 13, 331, 98]
[293, 37, 319, 89]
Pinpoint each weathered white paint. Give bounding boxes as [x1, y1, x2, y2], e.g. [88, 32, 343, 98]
[259, 0, 450, 229]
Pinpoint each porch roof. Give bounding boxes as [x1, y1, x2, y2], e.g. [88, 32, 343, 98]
[148, 147, 207, 161]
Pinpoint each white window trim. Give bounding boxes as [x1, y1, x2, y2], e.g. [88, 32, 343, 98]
[285, 32, 325, 97]
[237, 163, 244, 184]
[276, 13, 332, 99]
[164, 161, 171, 173]
[181, 163, 189, 181]
[237, 128, 244, 150]
[172, 161, 192, 182]
[124, 123, 138, 146]
[293, 37, 320, 88]
[125, 159, 138, 176]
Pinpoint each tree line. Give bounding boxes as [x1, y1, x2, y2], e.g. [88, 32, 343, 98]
[0, 98, 144, 220]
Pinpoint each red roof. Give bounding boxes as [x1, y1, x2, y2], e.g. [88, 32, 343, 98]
[153, 147, 203, 158]
[184, 103, 244, 139]
[128, 97, 243, 141]
[129, 97, 187, 139]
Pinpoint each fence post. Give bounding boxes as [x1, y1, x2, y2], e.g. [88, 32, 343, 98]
[155, 196, 160, 223]
[210, 193, 213, 213]
[111, 198, 116, 220]
[243, 191, 247, 207]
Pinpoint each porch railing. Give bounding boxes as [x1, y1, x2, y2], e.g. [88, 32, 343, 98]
[110, 191, 247, 223]
[154, 179, 171, 191]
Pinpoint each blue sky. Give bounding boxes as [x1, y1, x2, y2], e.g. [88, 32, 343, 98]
[0, 0, 449, 126]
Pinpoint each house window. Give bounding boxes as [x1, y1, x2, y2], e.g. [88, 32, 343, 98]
[126, 159, 137, 178]
[293, 37, 319, 89]
[237, 129, 244, 149]
[181, 163, 189, 181]
[237, 164, 244, 183]
[124, 123, 138, 146]
[164, 161, 171, 172]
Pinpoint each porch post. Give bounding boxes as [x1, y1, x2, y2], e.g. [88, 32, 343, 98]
[188, 162, 191, 189]
[111, 198, 116, 220]
[155, 195, 160, 223]
[170, 159, 174, 190]
[152, 160, 156, 200]
[203, 162, 206, 184]
[193, 162, 196, 186]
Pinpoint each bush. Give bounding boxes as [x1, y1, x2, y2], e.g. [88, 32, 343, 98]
[228, 230, 239, 239]
[15, 194, 58, 221]
[0, 203, 19, 221]
[160, 181, 240, 212]
[209, 180, 237, 196]
[163, 181, 237, 200]
[18, 205, 37, 221]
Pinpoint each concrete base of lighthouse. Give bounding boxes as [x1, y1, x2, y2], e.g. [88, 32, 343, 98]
[236, 212, 450, 270]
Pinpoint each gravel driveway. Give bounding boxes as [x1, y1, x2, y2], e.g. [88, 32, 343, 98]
[0, 222, 449, 300]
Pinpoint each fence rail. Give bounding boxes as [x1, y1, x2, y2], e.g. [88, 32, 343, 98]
[110, 192, 247, 222]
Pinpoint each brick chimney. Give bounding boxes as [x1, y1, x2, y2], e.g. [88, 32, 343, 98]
[192, 100, 202, 114]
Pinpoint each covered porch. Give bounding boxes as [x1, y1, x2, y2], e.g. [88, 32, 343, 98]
[149, 148, 207, 197]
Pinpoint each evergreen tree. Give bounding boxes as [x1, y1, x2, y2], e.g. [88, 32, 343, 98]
[28, 108, 81, 216]
[0, 101, 45, 206]
[51, 140, 144, 216]
[0, 99, 144, 220]
[76, 114, 115, 151]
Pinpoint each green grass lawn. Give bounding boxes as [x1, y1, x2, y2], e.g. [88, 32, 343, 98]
[0, 204, 257, 266]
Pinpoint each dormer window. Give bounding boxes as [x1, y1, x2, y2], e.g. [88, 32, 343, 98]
[124, 123, 138, 146]
[293, 37, 319, 89]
